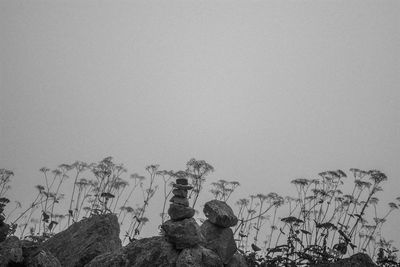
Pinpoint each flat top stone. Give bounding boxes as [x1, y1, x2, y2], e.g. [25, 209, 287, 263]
[176, 178, 189, 185]
[203, 200, 238, 228]
[173, 184, 193, 190]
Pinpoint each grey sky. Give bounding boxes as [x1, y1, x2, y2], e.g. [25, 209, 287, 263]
[1, 0, 399, 246]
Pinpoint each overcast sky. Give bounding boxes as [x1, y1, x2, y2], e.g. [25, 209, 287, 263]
[1, 0, 399, 246]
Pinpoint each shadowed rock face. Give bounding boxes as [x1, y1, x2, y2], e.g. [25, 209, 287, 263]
[200, 220, 237, 264]
[0, 236, 23, 266]
[0, 237, 61, 267]
[86, 236, 179, 267]
[176, 246, 223, 267]
[226, 252, 248, 267]
[42, 213, 121, 267]
[311, 253, 377, 267]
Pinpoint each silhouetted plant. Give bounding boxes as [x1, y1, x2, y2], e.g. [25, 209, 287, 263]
[186, 158, 214, 209]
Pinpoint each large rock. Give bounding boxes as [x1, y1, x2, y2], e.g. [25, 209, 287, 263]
[86, 236, 179, 267]
[124, 236, 179, 266]
[0, 221, 9, 243]
[200, 220, 237, 264]
[226, 252, 248, 267]
[0, 237, 60, 267]
[0, 236, 23, 266]
[42, 213, 121, 267]
[168, 203, 195, 221]
[85, 251, 128, 267]
[162, 218, 204, 250]
[176, 246, 223, 267]
[23, 247, 62, 267]
[312, 253, 377, 267]
[203, 200, 238, 228]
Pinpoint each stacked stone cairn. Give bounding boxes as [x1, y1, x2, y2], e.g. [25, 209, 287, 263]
[161, 176, 204, 250]
[160, 177, 247, 266]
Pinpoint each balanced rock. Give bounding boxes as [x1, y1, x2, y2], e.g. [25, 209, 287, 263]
[200, 220, 237, 264]
[168, 203, 195, 221]
[162, 218, 204, 250]
[42, 213, 121, 267]
[176, 246, 223, 267]
[170, 196, 189, 206]
[172, 189, 188, 198]
[203, 200, 238, 228]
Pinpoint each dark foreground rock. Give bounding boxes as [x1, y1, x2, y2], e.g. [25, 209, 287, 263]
[200, 220, 237, 264]
[203, 200, 238, 228]
[0, 237, 61, 267]
[226, 252, 248, 267]
[176, 246, 223, 267]
[22, 241, 61, 267]
[312, 253, 377, 267]
[42, 213, 121, 267]
[86, 236, 179, 267]
[0, 236, 23, 266]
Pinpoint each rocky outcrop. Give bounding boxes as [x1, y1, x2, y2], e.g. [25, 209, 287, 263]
[203, 200, 238, 228]
[312, 253, 377, 267]
[0, 214, 9, 243]
[0, 236, 23, 266]
[85, 236, 179, 267]
[85, 180, 242, 267]
[22, 242, 62, 267]
[0, 237, 61, 267]
[226, 252, 248, 267]
[42, 213, 121, 267]
[176, 246, 223, 267]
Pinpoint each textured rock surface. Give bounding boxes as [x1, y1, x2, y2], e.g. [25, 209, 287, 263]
[123, 236, 179, 267]
[87, 236, 181, 267]
[176, 178, 189, 185]
[0, 237, 60, 267]
[0, 221, 9, 243]
[226, 252, 248, 267]
[162, 218, 204, 249]
[200, 220, 237, 264]
[85, 251, 129, 267]
[173, 184, 193, 190]
[0, 236, 23, 266]
[176, 246, 223, 267]
[24, 248, 62, 267]
[203, 200, 238, 228]
[170, 196, 190, 206]
[42, 213, 121, 267]
[172, 189, 188, 198]
[312, 253, 377, 267]
[168, 203, 195, 221]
